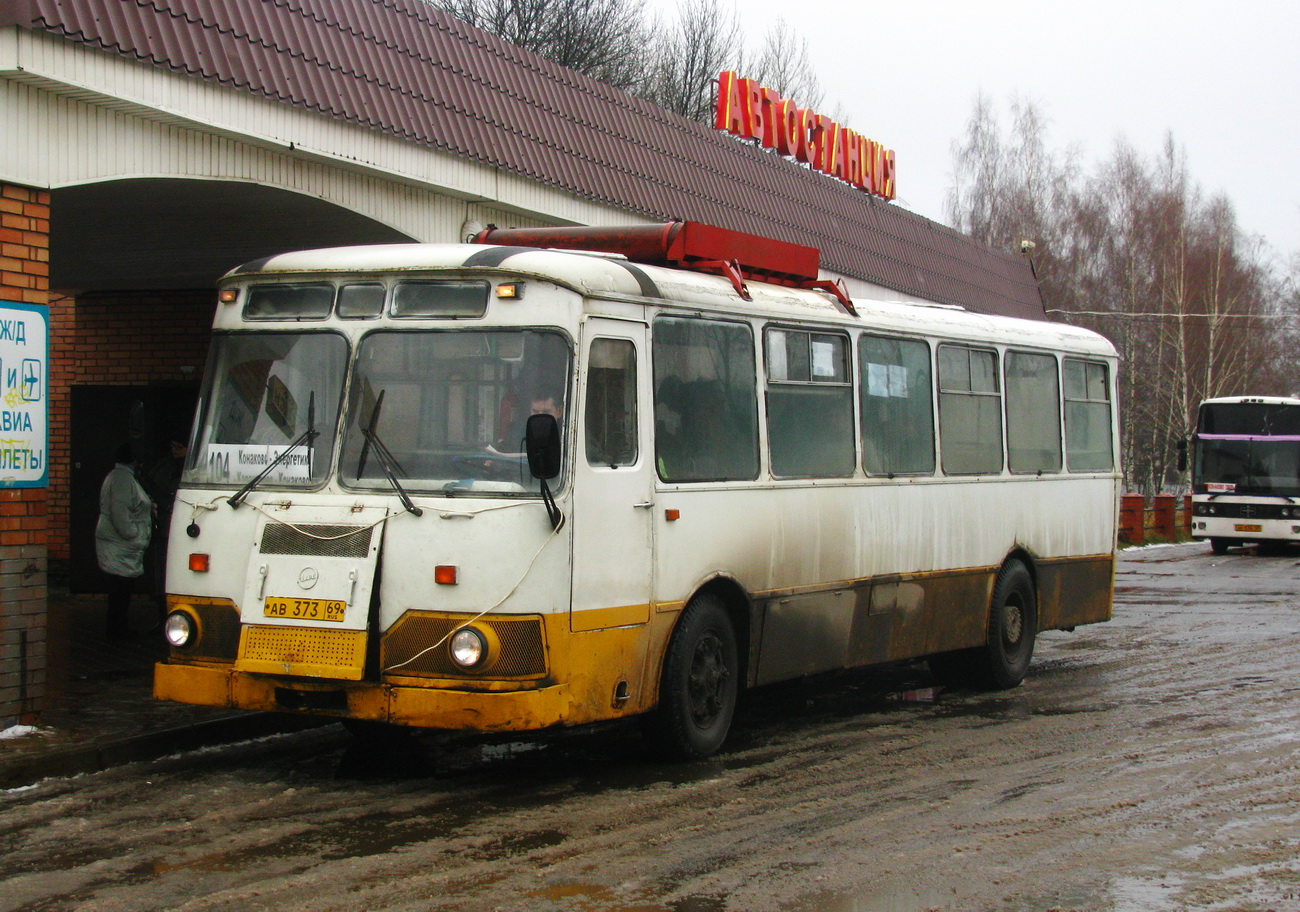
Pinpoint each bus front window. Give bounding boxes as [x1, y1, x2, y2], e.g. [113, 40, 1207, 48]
[184, 332, 348, 488]
[341, 330, 571, 495]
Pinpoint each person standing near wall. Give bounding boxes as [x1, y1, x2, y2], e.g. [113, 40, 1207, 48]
[96, 443, 154, 639]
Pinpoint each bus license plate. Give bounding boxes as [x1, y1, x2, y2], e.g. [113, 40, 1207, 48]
[1234, 524, 1263, 533]
[264, 597, 346, 622]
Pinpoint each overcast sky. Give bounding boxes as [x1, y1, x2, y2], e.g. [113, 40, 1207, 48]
[651, 0, 1300, 266]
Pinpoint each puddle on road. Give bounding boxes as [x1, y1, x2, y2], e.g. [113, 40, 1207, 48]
[782, 878, 1161, 912]
[527, 882, 729, 912]
[1107, 873, 1182, 910]
[781, 883, 957, 912]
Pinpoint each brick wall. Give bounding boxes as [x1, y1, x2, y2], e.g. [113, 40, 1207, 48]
[47, 290, 212, 563]
[0, 183, 49, 727]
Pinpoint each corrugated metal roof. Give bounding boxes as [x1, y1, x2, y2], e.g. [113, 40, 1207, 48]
[10, 0, 1045, 319]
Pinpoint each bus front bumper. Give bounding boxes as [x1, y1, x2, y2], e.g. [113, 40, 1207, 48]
[154, 662, 576, 732]
[1191, 517, 1300, 542]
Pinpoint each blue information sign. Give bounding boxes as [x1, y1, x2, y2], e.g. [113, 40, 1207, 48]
[0, 301, 49, 488]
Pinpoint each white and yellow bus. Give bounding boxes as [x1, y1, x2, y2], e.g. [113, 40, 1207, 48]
[154, 222, 1120, 759]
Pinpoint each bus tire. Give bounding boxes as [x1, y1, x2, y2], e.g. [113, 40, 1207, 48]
[645, 593, 739, 761]
[977, 560, 1037, 690]
[1210, 538, 1231, 555]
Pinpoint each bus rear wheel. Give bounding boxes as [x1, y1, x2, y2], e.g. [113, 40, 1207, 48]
[980, 560, 1037, 689]
[1210, 538, 1232, 555]
[645, 593, 738, 761]
[929, 560, 1037, 691]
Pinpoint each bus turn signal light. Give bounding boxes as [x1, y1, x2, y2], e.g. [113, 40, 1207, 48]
[435, 565, 458, 585]
[189, 553, 210, 572]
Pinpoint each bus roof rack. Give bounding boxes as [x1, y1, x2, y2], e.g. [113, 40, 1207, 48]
[471, 221, 857, 316]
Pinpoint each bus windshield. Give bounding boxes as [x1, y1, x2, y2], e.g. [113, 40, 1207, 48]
[340, 329, 570, 495]
[1194, 402, 1300, 497]
[185, 332, 348, 488]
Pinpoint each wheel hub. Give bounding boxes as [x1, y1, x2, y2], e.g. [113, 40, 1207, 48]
[688, 631, 731, 726]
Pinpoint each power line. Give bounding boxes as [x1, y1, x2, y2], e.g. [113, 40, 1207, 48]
[1047, 309, 1298, 321]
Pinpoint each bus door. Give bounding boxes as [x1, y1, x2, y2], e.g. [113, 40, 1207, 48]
[570, 318, 654, 632]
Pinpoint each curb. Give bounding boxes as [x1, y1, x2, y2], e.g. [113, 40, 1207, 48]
[0, 714, 327, 790]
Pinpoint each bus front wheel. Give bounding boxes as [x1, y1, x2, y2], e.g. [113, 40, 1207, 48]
[645, 593, 739, 761]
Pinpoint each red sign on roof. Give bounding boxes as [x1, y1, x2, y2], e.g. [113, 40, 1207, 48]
[715, 72, 896, 201]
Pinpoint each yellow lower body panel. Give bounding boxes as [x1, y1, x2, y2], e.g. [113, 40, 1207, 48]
[155, 607, 681, 732]
[154, 661, 575, 732]
[154, 661, 233, 708]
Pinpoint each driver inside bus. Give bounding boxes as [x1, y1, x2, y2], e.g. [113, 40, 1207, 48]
[529, 393, 563, 422]
[486, 390, 564, 458]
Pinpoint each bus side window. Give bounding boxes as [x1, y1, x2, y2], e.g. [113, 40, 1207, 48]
[1005, 351, 1062, 474]
[585, 338, 638, 467]
[859, 334, 935, 476]
[765, 328, 854, 477]
[652, 317, 759, 482]
[938, 344, 1003, 475]
[1063, 359, 1114, 472]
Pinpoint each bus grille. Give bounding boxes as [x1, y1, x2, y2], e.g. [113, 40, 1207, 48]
[1194, 502, 1290, 520]
[382, 614, 547, 678]
[236, 625, 367, 680]
[183, 602, 241, 661]
[259, 523, 373, 558]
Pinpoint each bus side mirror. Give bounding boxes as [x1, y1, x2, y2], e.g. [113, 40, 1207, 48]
[1177, 438, 1188, 473]
[525, 413, 561, 480]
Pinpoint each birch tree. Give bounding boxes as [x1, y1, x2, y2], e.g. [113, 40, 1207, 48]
[947, 96, 1292, 493]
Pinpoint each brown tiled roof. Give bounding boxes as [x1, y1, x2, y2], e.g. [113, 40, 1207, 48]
[6, 0, 1046, 320]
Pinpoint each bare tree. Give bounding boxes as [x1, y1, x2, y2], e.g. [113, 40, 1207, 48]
[947, 96, 1291, 494]
[638, 0, 742, 122]
[739, 19, 824, 111]
[947, 93, 1076, 257]
[433, 0, 649, 90]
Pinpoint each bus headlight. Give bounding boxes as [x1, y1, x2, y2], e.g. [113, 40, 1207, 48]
[449, 626, 499, 671]
[450, 628, 486, 668]
[164, 610, 198, 649]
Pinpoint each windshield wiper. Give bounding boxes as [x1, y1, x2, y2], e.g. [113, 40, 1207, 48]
[229, 392, 317, 509]
[357, 390, 423, 517]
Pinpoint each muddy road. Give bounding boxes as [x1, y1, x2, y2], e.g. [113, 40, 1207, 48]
[4, 542, 1300, 912]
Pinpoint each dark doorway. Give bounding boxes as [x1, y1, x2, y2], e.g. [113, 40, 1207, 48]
[69, 385, 198, 593]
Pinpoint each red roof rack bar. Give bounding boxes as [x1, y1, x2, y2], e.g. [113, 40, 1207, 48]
[472, 221, 856, 314]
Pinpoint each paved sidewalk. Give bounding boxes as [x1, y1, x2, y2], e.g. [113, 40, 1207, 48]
[1, 589, 308, 790]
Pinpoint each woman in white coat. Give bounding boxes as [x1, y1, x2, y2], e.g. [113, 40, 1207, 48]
[96, 442, 154, 638]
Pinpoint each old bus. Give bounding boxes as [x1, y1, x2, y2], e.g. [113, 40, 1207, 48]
[154, 223, 1120, 760]
[1191, 395, 1300, 555]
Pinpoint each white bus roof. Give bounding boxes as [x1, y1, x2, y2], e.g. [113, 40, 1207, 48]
[1200, 396, 1300, 407]
[227, 243, 1117, 359]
